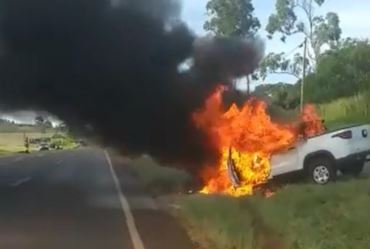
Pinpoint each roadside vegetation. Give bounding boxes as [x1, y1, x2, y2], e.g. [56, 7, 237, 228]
[119, 156, 370, 249]
[265, 89, 370, 130]
[255, 39, 370, 130]
[317, 92, 370, 129]
[124, 155, 193, 196]
[177, 179, 370, 249]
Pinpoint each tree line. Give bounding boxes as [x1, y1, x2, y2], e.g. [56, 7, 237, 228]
[203, 0, 369, 108]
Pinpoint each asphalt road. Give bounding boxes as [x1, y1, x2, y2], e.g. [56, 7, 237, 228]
[0, 149, 195, 249]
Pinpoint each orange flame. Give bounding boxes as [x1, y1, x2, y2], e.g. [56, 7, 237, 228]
[193, 86, 324, 196]
[301, 104, 326, 137]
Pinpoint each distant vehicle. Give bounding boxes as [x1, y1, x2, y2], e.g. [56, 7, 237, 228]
[38, 143, 50, 151]
[50, 143, 63, 150]
[78, 140, 87, 146]
[269, 124, 370, 184]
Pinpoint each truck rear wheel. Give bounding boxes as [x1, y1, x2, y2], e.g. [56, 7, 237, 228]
[307, 157, 336, 184]
[340, 163, 364, 176]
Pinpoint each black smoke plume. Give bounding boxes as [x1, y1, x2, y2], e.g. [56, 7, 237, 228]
[0, 0, 263, 172]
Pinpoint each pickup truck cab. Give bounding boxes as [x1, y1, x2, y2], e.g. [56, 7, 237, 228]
[270, 124, 370, 184]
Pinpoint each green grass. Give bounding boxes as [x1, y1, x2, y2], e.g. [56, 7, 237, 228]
[178, 179, 370, 249]
[0, 149, 16, 157]
[50, 134, 78, 149]
[124, 156, 193, 196]
[266, 91, 370, 129]
[317, 91, 370, 128]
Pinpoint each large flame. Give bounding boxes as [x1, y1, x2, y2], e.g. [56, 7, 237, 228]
[193, 86, 324, 196]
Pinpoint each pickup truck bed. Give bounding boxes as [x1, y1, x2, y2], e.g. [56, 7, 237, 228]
[270, 124, 370, 184]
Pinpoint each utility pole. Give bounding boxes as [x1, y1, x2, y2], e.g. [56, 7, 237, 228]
[246, 75, 251, 96]
[300, 38, 308, 113]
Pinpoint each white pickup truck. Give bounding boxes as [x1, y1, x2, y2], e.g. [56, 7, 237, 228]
[269, 124, 370, 184]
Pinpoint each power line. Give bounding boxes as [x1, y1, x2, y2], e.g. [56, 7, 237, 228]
[282, 41, 305, 59]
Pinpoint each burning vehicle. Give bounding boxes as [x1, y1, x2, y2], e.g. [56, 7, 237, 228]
[193, 87, 370, 197]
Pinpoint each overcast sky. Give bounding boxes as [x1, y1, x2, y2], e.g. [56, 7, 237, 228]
[181, 0, 370, 85]
[0, 110, 60, 125]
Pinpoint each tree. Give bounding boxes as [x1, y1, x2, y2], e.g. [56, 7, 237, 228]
[254, 82, 300, 109]
[35, 115, 45, 126]
[44, 120, 53, 128]
[204, 0, 260, 38]
[304, 39, 370, 103]
[260, 0, 341, 79]
[259, 51, 308, 80]
[35, 115, 52, 133]
[0, 118, 11, 124]
[204, 0, 260, 94]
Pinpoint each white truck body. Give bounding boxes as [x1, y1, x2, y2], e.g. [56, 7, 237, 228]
[269, 124, 370, 183]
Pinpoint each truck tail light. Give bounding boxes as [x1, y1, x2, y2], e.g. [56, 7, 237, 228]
[332, 130, 352, 139]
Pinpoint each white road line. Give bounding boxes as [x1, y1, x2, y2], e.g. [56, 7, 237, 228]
[11, 177, 32, 187]
[104, 150, 146, 249]
[56, 159, 63, 165]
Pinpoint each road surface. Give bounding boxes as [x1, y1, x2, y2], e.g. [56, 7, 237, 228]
[0, 149, 195, 249]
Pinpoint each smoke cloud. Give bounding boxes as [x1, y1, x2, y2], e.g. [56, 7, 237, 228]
[0, 0, 263, 172]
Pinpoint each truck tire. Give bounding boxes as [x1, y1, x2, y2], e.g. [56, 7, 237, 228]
[307, 157, 336, 184]
[340, 163, 364, 176]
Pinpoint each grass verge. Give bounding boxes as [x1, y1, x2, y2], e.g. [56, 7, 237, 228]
[317, 92, 370, 128]
[266, 91, 370, 129]
[0, 144, 27, 157]
[124, 156, 193, 196]
[0, 149, 16, 157]
[177, 179, 370, 249]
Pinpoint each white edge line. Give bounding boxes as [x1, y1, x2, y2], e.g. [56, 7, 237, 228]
[11, 177, 32, 187]
[104, 150, 146, 249]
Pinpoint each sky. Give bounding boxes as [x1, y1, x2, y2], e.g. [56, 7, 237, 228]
[0, 110, 60, 126]
[181, 0, 370, 86]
